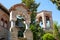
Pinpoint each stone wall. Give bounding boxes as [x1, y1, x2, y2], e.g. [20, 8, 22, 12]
[0, 26, 9, 40]
[0, 9, 9, 30]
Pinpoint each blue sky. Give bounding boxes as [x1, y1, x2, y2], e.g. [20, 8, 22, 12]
[0, 0, 60, 24]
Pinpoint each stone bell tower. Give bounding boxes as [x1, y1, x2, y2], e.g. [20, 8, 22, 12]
[9, 3, 33, 40]
[36, 10, 53, 30]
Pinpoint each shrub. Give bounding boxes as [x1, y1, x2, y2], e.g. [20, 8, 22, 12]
[42, 33, 55, 40]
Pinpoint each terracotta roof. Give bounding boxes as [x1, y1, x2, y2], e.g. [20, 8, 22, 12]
[0, 3, 9, 15]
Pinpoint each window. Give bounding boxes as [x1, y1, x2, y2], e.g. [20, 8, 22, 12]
[39, 17, 43, 28]
[16, 15, 25, 27]
[1, 18, 4, 27]
[18, 30, 23, 37]
[46, 16, 50, 29]
[4, 21, 7, 28]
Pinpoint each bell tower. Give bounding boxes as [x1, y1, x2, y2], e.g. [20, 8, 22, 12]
[36, 10, 53, 30]
[9, 3, 33, 40]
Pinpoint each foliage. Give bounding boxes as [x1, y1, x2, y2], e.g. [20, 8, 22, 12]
[53, 23, 60, 40]
[30, 24, 37, 40]
[22, 0, 34, 8]
[50, 0, 60, 10]
[30, 24, 45, 40]
[42, 33, 55, 40]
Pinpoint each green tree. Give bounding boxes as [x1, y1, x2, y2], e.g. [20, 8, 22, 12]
[42, 33, 55, 40]
[53, 23, 60, 40]
[30, 24, 45, 40]
[50, 0, 60, 10]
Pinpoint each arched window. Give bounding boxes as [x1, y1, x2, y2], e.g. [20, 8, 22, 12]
[4, 21, 7, 28]
[1, 18, 4, 27]
[16, 15, 25, 27]
[39, 17, 43, 28]
[18, 30, 23, 37]
[16, 15, 25, 37]
[46, 16, 50, 29]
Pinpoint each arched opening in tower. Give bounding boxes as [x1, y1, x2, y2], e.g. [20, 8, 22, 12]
[16, 15, 25, 37]
[46, 16, 50, 29]
[39, 17, 43, 28]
